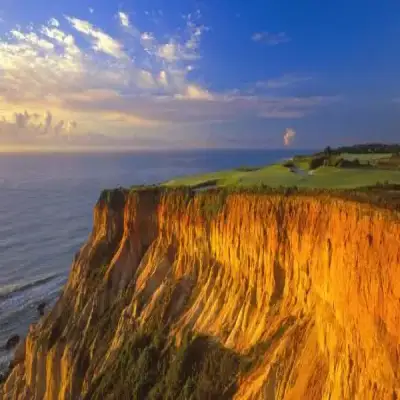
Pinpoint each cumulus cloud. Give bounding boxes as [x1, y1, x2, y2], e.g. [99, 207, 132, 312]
[252, 32, 290, 45]
[43, 111, 53, 134]
[283, 128, 296, 146]
[14, 111, 31, 129]
[0, 110, 78, 145]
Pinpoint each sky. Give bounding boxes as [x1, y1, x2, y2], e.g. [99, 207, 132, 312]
[0, 0, 399, 151]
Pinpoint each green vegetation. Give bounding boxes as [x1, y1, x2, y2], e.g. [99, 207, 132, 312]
[85, 328, 247, 400]
[163, 145, 400, 190]
[164, 164, 400, 190]
[309, 155, 328, 170]
[98, 187, 127, 209]
[196, 191, 228, 219]
[95, 145, 400, 217]
[234, 166, 262, 172]
[329, 143, 400, 154]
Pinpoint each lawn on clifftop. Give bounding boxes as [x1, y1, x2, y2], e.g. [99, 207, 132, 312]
[164, 151, 400, 190]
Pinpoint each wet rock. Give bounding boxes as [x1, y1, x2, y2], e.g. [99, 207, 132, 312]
[37, 302, 46, 316]
[4, 335, 20, 350]
[0, 371, 7, 384]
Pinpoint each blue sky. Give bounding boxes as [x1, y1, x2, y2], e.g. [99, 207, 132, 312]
[0, 0, 399, 150]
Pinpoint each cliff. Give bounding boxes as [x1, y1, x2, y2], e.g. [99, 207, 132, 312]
[1, 188, 400, 399]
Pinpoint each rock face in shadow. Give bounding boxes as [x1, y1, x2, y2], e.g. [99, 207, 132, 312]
[4, 335, 20, 351]
[37, 303, 46, 317]
[1, 188, 400, 400]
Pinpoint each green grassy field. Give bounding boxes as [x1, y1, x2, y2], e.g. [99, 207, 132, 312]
[164, 152, 400, 189]
[339, 153, 392, 162]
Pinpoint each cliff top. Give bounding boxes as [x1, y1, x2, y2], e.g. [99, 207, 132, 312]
[97, 147, 400, 214]
[99, 184, 400, 214]
[164, 148, 400, 190]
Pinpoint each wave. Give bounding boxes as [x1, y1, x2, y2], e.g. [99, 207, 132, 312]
[0, 273, 61, 300]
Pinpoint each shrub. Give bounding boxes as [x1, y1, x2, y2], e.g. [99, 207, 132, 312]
[283, 160, 295, 169]
[86, 330, 247, 400]
[309, 156, 327, 170]
[234, 166, 261, 172]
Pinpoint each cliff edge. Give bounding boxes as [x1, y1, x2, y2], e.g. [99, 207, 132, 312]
[1, 188, 400, 399]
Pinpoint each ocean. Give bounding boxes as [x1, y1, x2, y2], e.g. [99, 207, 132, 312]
[0, 149, 308, 372]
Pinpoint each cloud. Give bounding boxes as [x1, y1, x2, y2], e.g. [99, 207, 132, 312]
[118, 12, 130, 28]
[14, 111, 31, 129]
[158, 70, 168, 87]
[40, 25, 80, 55]
[257, 74, 312, 89]
[66, 16, 126, 58]
[0, 109, 78, 144]
[49, 18, 60, 28]
[252, 32, 290, 45]
[151, 12, 206, 65]
[157, 40, 201, 62]
[66, 120, 78, 132]
[0, 11, 338, 149]
[62, 92, 335, 123]
[184, 85, 213, 100]
[1, 13, 206, 106]
[11, 30, 54, 50]
[283, 128, 296, 146]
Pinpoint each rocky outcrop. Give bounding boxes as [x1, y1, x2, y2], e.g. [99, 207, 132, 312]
[37, 303, 46, 317]
[3, 336, 20, 351]
[1, 188, 400, 399]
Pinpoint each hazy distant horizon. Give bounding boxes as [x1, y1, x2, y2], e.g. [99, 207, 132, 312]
[0, 145, 320, 154]
[0, 141, 398, 155]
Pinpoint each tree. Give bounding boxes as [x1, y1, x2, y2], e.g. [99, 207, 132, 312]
[309, 156, 327, 170]
[324, 146, 332, 156]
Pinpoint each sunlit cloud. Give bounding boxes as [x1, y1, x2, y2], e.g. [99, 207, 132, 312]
[283, 128, 296, 146]
[0, 109, 78, 143]
[0, 10, 338, 149]
[118, 12, 130, 28]
[10, 30, 54, 50]
[66, 16, 126, 58]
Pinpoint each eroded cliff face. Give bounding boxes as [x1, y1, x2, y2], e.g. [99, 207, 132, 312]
[1, 189, 400, 400]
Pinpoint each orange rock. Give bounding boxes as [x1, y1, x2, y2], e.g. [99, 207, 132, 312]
[1, 190, 399, 400]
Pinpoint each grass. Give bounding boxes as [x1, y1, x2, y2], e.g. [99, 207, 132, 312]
[339, 153, 393, 164]
[164, 163, 400, 190]
[165, 169, 247, 188]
